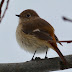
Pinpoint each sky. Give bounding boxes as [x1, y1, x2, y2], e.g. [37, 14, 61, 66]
[0, 0, 72, 72]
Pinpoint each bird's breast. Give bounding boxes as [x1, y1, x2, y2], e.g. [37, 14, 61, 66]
[16, 26, 53, 53]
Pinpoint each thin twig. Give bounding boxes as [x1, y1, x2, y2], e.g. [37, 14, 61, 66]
[0, 0, 5, 18]
[0, 0, 10, 23]
[48, 40, 72, 44]
[62, 16, 72, 22]
[59, 40, 72, 43]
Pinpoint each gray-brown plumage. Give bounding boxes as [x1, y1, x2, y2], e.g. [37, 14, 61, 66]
[16, 9, 67, 65]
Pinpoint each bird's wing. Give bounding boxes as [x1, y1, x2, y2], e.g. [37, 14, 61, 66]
[22, 18, 54, 41]
[22, 28, 53, 41]
[31, 29, 53, 41]
[22, 18, 60, 44]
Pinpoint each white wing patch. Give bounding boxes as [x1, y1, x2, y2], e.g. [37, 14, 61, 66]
[33, 29, 40, 32]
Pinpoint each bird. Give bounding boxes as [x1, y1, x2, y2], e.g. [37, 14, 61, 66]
[16, 9, 67, 65]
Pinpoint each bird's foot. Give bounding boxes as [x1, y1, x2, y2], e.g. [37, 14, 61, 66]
[35, 57, 41, 60]
[45, 56, 48, 59]
[31, 58, 34, 61]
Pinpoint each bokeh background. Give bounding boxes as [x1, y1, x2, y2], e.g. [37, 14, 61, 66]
[0, 0, 72, 72]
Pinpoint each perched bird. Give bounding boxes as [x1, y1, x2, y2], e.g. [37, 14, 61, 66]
[16, 9, 67, 65]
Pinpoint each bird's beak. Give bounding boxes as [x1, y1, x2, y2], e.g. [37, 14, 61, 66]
[16, 15, 20, 17]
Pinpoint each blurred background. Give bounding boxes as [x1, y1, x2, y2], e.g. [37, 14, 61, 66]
[0, 0, 72, 72]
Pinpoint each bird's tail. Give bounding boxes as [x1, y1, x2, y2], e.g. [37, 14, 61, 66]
[49, 41, 67, 65]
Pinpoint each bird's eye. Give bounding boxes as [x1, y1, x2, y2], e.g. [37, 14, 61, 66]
[26, 14, 31, 18]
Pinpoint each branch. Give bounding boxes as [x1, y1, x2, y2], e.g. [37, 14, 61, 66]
[49, 40, 72, 44]
[59, 40, 72, 43]
[0, 0, 10, 23]
[0, 0, 5, 17]
[0, 0, 4, 8]
[0, 55, 72, 72]
[62, 16, 72, 22]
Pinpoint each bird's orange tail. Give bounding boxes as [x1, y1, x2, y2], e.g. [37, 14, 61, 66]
[49, 41, 67, 65]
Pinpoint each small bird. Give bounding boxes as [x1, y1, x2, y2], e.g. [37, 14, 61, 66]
[16, 9, 67, 65]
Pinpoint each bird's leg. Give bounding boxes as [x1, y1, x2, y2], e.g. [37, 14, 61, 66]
[31, 50, 37, 60]
[45, 47, 48, 59]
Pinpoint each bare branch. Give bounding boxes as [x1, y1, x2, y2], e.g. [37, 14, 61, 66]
[49, 40, 72, 44]
[59, 40, 72, 43]
[62, 16, 72, 22]
[0, 0, 5, 17]
[0, 0, 10, 23]
[0, 55, 72, 72]
[0, 0, 4, 8]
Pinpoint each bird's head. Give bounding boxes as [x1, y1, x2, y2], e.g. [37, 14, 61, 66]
[16, 9, 39, 22]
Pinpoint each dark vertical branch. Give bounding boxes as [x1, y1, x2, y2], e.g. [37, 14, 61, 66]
[0, 0, 10, 23]
[0, 0, 5, 18]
